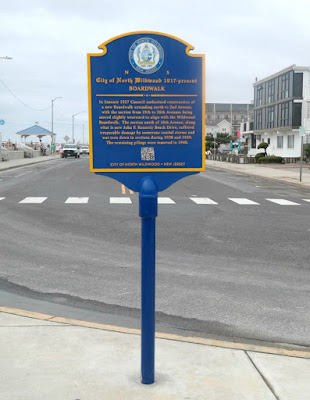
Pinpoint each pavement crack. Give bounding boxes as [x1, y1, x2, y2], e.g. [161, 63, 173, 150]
[245, 351, 280, 400]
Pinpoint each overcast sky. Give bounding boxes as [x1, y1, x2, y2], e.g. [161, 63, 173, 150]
[1, 0, 309, 143]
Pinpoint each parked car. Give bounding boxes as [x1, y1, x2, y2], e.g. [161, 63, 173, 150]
[61, 144, 80, 158]
[80, 145, 89, 155]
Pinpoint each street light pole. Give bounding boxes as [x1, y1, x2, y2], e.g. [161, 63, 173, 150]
[51, 97, 62, 147]
[299, 126, 306, 182]
[0, 57, 12, 163]
[72, 111, 85, 144]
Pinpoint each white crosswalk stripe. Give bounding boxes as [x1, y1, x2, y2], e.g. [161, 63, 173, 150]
[65, 197, 89, 204]
[110, 197, 132, 204]
[266, 199, 300, 206]
[303, 199, 310, 203]
[190, 197, 218, 205]
[158, 197, 175, 204]
[19, 197, 47, 204]
[0, 197, 5, 201]
[229, 198, 260, 205]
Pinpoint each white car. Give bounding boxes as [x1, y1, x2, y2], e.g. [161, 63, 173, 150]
[61, 144, 80, 158]
[80, 145, 89, 155]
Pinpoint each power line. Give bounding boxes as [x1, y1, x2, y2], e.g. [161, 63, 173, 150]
[0, 79, 51, 111]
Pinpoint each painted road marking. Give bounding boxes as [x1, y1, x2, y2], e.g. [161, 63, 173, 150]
[110, 197, 132, 204]
[2, 197, 309, 206]
[229, 198, 260, 205]
[14, 172, 32, 178]
[158, 197, 175, 204]
[65, 197, 89, 204]
[19, 197, 47, 204]
[121, 184, 134, 195]
[1, 306, 309, 360]
[266, 199, 300, 206]
[190, 197, 218, 205]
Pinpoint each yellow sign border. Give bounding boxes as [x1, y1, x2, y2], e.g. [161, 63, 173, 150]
[87, 31, 205, 173]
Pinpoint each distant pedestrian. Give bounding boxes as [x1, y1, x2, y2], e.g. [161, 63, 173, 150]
[40, 141, 46, 156]
[50, 144, 55, 155]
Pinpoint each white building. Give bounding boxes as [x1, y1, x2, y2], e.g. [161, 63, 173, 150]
[205, 119, 232, 137]
[243, 65, 310, 158]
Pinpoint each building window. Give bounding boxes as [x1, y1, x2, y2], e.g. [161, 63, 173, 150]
[207, 114, 211, 120]
[256, 109, 263, 130]
[293, 73, 303, 98]
[292, 103, 302, 127]
[279, 102, 289, 127]
[266, 106, 275, 128]
[277, 136, 283, 148]
[251, 133, 256, 148]
[280, 73, 289, 99]
[287, 135, 294, 148]
[256, 85, 263, 106]
[267, 79, 275, 103]
[225, 115, 229, 119]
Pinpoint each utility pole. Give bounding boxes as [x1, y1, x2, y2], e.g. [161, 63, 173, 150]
[0, 57, 12, 162]
[51, 97, 62, 147]
[72, 111, 85, 144]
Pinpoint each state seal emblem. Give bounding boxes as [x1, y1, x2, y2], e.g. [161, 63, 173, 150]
[129, 38, 164, 74]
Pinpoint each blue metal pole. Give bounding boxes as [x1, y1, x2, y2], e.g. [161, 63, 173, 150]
[139, 176, 158, 384]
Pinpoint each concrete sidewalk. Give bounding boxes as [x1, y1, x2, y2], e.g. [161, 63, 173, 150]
[0, 308, 309, 400]
[205, 159, 310, 189]
[0, 154, 59, 172]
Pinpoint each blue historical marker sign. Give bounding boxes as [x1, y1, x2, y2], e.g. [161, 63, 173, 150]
[87, 31, 205, 192]
[87, 32, 205, 384]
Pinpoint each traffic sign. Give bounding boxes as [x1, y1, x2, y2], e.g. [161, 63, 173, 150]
[88, 31, 205, 192]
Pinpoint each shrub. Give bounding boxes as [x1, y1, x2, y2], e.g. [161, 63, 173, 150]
[257, 142, 269, 155]
[258, 155, 284, 164]
[205, 141, 218, 152]
[255, 152, 266, 161]
[305, 144, 310, 158]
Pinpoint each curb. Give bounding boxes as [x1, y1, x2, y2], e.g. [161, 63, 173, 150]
[205, 163, 310, 189]
[0, 157, 59, 173]
[1, 306, 309, 359]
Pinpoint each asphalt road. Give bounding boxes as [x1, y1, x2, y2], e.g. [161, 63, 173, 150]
[0, 156, 309, 348]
